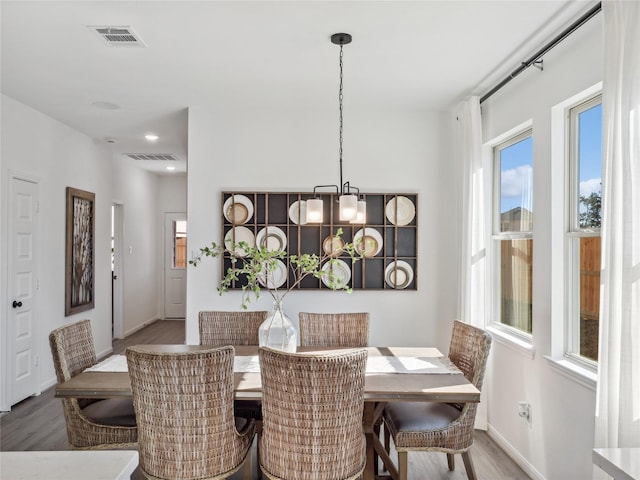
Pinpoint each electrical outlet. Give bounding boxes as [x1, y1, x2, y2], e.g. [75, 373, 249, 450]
[518, 401, 531, 423]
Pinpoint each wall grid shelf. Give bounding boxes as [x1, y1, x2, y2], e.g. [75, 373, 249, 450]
[221, 191, 418, 291]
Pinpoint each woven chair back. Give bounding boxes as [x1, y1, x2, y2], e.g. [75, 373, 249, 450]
[448, 320, 492, 389]
[443, 320, 492, 449]
[49, 320, 137, 449]
[126, 345, 254, 480]
[49, 319, 97, 383]
[199, 310, 268, 346]
[258, 347, 367, 480]
[298, 312, 369, 347]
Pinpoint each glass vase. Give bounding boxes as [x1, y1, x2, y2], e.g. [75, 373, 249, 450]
[259, 299, 297, 353]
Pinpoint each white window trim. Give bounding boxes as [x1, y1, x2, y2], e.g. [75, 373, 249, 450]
[490, 125, 534, 342]
[544, 356, 597, 391]
[549, 82, 602, 385]
[487, 325, 536, 359]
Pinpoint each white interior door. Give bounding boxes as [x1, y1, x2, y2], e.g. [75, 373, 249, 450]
[164, 213, 186, 319]
[8, 177, 39, 405]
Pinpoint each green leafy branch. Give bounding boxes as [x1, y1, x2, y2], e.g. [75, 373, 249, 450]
[190, 228, 361, 309]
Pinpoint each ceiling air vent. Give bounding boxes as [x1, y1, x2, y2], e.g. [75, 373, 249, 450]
[89, 26, 146, 47]
[124, 153, 178, 161]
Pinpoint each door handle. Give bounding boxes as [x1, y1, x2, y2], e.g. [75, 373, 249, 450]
[12, 300, 23, 308]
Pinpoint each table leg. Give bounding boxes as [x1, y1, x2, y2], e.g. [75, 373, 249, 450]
[363, 402, 376, 480]
[363, 402, 399, 480]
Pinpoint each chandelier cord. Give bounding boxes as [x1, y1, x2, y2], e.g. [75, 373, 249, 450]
[339, 43, 344, 194]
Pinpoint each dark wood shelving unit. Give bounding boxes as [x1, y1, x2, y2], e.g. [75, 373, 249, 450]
[222, 191, 418, 291]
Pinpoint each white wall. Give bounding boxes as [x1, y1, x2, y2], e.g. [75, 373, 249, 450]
[186, 106, 459, 348]
[0, 95, 188, 409]
[479, 16, 602, 480]
[156, 174, 187, 317]
[112, 155, 161, 334]
[157, 175, 187, 214]
[1, 95, 114, 408]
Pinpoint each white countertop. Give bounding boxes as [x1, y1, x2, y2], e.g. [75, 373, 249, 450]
[0, 450, 139, 480]
[593, 448, 640, 480]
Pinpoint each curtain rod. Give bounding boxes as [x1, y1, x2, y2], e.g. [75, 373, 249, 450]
[479, 2, 602, 104]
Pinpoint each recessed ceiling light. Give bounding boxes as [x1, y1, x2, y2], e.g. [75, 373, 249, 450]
[145, 134, 159, 141]
[166, 165, 176, 171]
[92, 101, 120, 110]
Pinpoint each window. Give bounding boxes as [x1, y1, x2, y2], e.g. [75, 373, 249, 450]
[173, 220, 187, 268]
[567, 95, 602, 363]
[493, 130, 533, 336]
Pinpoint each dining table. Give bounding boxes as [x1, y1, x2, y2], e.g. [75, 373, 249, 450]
[55, 345, 480, 480]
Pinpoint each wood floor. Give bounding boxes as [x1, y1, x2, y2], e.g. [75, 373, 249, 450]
[1, 319, 530, 479]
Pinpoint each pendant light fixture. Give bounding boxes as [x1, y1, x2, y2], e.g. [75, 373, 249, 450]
[307, 33, 366, 224]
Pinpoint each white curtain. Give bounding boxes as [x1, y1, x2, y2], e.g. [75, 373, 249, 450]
[457, 96, 488, 429]
[458, 96, 486, 330]
[594, 0, 640, 462]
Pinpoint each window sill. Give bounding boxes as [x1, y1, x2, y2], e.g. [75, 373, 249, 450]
[544, 356, 597, 391]
[486, 326, 535, 359]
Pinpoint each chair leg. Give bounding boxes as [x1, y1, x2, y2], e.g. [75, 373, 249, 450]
[398, 451, 408, 480]
[242, 449, 252, 480]
[256, 434, 262, 480]
[461, 451, 478, 480]
[447, 453, 455, 471]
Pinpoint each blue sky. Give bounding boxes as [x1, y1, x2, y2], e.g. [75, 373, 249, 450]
[578, 103, 602, 197]
[500, 136, 533, 213]
[499, 102, 602, 214]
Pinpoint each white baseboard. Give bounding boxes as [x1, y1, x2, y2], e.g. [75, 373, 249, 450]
[124, 317, 159, 338]
[40, 376, 58, 392]
[487, 423, 546, 480]
[96, 346, 114, 361]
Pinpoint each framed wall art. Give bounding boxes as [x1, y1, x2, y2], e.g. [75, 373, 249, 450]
[65, 187, 95, 316]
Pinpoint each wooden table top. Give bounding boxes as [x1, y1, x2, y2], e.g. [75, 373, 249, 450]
[55, 345, 480, 403]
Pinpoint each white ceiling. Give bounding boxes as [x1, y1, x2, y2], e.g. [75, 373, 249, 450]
[1, 1, 595, 175]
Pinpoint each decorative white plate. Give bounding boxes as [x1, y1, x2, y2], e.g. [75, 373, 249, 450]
[288, 200, 307, 225]
[258, 259, 288, 289]
[385, 196, 415, 226]
[385, 260, 414, 289]
[223, 226, 255, 257]
[256, 226, 287, 253]
[322, 235, 345, 257]
[223, 194, 254, 225]
[321, 259, 351, 288]
[353, 228, 383, 257]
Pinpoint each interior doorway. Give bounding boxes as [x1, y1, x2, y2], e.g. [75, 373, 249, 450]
[164, 213, 187, 319]
[111, 203, 124, 339]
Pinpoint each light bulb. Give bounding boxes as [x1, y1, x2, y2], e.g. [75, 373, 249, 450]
[306, 198, 323, 223]
[350, 200, 367, 224]
[339, 194, 358, 221]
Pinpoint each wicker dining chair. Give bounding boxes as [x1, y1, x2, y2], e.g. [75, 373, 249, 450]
[298, 312, 370, 347]
[126, 345, 255, 480]
[258, 346, 368, 480]
[49, 319, 137, 449]
[199, 310, 268, 346]
[199, 310, 267, 422]
[382, 320, 492, 480]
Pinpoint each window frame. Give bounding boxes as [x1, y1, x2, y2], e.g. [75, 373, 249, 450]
[491, 128, 534, 342]
[564, 93, 602, 369]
